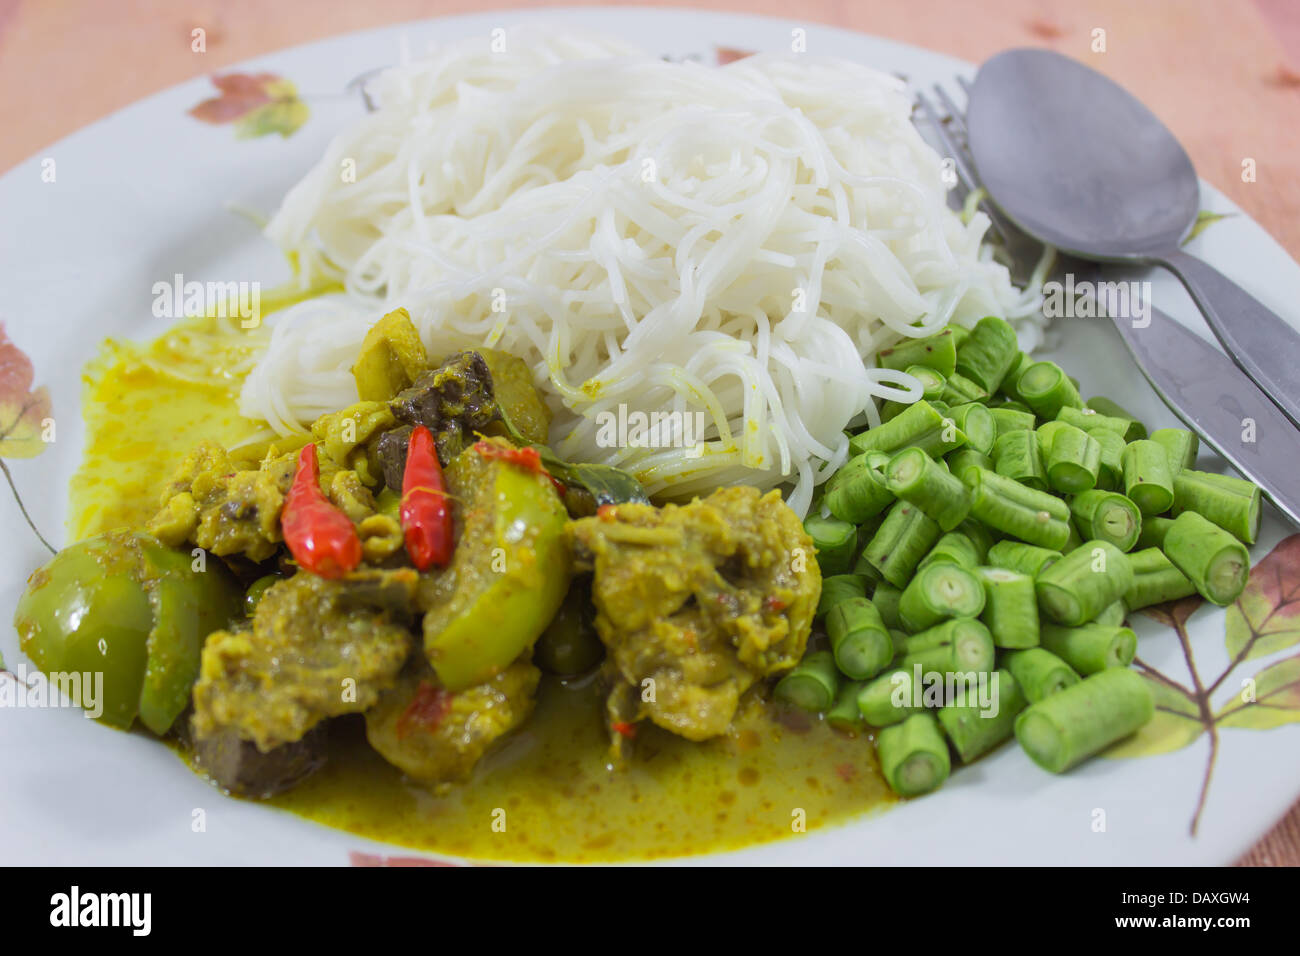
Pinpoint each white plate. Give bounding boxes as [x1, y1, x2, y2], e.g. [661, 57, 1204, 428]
[2, 7, 1298, 866]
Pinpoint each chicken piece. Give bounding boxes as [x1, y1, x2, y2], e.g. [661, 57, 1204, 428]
[148, 441, 296, 561]
[364, 657, 540, 789]
[568, 486, 820, 742]
[191, 570, 417, 754]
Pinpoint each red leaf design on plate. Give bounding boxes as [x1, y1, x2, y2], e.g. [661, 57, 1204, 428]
[716, 47, 754, 65]
[189, 72, 310, 138]
[1225, 533, 1300, 662]
[0, 323, 52, 461]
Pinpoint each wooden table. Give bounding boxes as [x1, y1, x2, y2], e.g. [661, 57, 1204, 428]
[2, 0, 1296, 865]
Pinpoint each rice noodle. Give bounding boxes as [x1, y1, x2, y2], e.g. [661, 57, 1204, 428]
[244, 29, 1042, 514]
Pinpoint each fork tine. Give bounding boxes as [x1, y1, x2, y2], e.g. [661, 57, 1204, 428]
[916, 89, 990, 223]
[932, 84, 968, 138]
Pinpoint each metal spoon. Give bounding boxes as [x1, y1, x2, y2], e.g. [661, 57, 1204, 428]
[966, 48, 1300, 429]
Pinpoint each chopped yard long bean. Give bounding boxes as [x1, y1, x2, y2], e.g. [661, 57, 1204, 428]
[900, 618, 996, 677]
[976, 566, 1040, 648]
[949, 402, 996, 455]
[919, 531, 982, 570]
[886, 447, 972, 530]
[987, 540, 1062, 577]
[947, 449, 994, 484]
[1039, 622, 1136, 674]
[1163, 511, 1250, 605]
[1087, 427, 1126, 491]
[827, 680, 867, 732]
[824, 450, 895, 523]
[1018, 360, 1083, 419]
[862, 501, 943, 587]
[827, 597, 894, 680]
[999, 352, 1033, 402]
[937, 668, 1028, 763]
[1015, 667, 1153, 772]
[941, 372, 988, 406]
[804, 513, 857, 575]
[871, 581, 905, 630]
[990, 406, 1036, 437]
[1135, 515, 1176, 550]
[876, 712, 951, 796]
[1122, 439, 1176, 515]
[816, 573, 868, 617]
[876, 329, 957, 377]
[993, 429, 1047, 490]
[1044, 423, 1102, 493]
[1151, 427, 1199, 474]
[849, 400, 966, 458]
[857, 667, 923, 726]
[1057, 405, 1138, 441]
[773, 650, 839, 712]
[1122, 547, 1197, 611]
[1003, 647, 1080, 703]
[1035, 540, 1134, 626]
[1094, 600, 1127, 627]
[1171, 469, 1261, 545]
[967, 469, 1072, 550]
[955, 315, 1020, 393]
[1082, 397, 1148, 440]
[898, 562, 986, 631]
[1069, 490, 1141, 552]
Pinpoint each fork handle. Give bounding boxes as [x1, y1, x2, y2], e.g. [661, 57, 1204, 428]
[1157, 248, 1300, 429]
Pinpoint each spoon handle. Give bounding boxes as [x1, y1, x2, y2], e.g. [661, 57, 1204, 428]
[1158, 248, 1300, 429]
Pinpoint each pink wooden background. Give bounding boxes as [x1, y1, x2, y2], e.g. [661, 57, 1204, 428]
[2, 0, 1297, 865]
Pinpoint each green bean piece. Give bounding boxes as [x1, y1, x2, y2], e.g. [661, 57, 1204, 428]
[1163, 511, 1251, 606]
[852, 546, 884, 587]
[1123, 547, 1197, 611]
[827, 680, 867, 732]
[906, 364, 947, 402]
[876, 329, 957, 377]
[857, 667, 923, 726]
[958, 519, 995, 563]
[919, 531, 982, 571]
[949, 402, 996, 456]
[1056, 405, 1139, 441]
[955, 315, 1020, 393]
[827, 597, 894, 680]
[773, 650, 840, 712]
[967, 469, 1072, 550]
[1015, 667, 1153, 773]
[998, 352, 1033, 402]
[876, 712, 951, 796]
[1039, 622, 1136, 675]
[1087, 427, 1126, 491]
[940, 372, 988, 406]
[1035, 540, 1135, 625]
[1135, 515, 1177, 550]
[1171, 469, 1262, 545]
[1017, 360, 1084, 419]
[1069, 490, 1141, 552]
[1083, 397, 1149, 440]
[1003, 647, 1081, 704]
[990, 406, 1037, 438]
[886, 447, 972, 531]
[976, 566, 1040, 649]
[804, 513, 857, 575]
[1063, 520, 1083, 552]
[849, 400, 967, 459]
[1094, 600, 1127, 627]
[948, 324, 971, 351]
[816, 573, 868, 618]
[947, 449, 994, 485]
[1121, 439, 1176, 515]
[992, 429, 1048, 491]
[871, 581, 905, 630]
[987, 540, 1062, 578]
[823, 450, 895, 524]
[937, 668, 1028, 763]
[1150, 427, 1199, 474]
[861, 501, 943, 588]
[900, 618, 996, 677]
[898, 563, 986, 632]
[1044, 423, 1102, 493]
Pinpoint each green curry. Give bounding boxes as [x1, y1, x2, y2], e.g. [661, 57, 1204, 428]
[17, 311, 893, 863]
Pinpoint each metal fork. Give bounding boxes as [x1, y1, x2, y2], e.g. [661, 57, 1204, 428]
[915, 77, 1300, 528]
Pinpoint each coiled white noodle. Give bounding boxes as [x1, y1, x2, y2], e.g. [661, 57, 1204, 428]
[245, 29, 1042, 514]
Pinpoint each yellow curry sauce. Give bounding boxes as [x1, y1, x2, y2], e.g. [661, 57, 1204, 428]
[68, 315, 893, 863]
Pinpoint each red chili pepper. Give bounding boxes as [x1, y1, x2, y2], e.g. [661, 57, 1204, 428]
[764, 596, 787, 613]
[611, 721, 638, 739]
[401, 425, 454, 570]
[396, 681, 454, 740]
[472, 440, 546, 475]
[281, 443, 362, 579]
